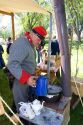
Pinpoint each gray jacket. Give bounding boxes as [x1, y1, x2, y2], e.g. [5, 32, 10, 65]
[7, 36, 36, 82]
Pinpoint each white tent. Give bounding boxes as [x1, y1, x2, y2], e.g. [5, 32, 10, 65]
[0, 0, 51, 40]
[0, 0, 49, 14]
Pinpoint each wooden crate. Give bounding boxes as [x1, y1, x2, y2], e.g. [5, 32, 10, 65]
[62, 102, 70, 125]
[71, 77, 83, 97]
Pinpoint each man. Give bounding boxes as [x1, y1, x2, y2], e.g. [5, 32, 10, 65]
[7, 26, 47, 113]
[51, 36, 60, 55]
[51, 36, 60, 82]
[6, 37, 12, 54]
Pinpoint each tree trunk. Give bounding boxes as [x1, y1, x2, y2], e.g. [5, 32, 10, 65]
[53, 0, 71, 97]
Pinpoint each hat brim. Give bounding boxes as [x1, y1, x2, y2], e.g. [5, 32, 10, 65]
[40, 39, 45, 46]
[32, 29, 45, 41]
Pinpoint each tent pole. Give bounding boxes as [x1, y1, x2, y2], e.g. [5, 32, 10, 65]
[11, 13, 15, 41]
[47, 12, 52, 82]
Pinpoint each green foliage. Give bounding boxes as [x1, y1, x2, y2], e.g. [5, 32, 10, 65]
[20, 13, 49, 32]
[65, 0, 83, 39]
[16, 0, 51, 33]
[69, 40, 83, 49]
[35, 0, 52, 11]
[0, 29, 11, 41]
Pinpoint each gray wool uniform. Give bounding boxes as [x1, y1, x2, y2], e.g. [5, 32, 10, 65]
[7, 36, 36, 112]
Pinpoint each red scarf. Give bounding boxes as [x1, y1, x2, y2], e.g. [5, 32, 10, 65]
[24, 32, 32, 44]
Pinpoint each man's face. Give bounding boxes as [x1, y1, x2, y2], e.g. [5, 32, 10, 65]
[30, 32, 42, 47]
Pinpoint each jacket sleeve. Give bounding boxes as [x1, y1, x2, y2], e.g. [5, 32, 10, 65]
[7, 38, 31, 84]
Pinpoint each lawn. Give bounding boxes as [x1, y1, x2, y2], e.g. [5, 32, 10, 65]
[0, 45, 83, 124]
[71, 47, 83, 78]
[0, 69, 13, 125]
[69, 102, 83, 125]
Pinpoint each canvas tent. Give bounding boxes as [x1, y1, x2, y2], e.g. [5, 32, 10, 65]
[0, 0, 49, 14]
[0, 0, 51, 40]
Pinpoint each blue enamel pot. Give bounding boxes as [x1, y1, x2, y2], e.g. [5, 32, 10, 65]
[36, 75, 48, 96]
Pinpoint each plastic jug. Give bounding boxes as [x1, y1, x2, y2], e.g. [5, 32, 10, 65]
[36, 75, 48, 96]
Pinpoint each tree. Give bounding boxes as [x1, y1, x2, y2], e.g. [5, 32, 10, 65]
[65, 0, 83, 75]
[20, 13, 49, 32]
[65, 0, 83, 42]
[53, 0, 71, 97]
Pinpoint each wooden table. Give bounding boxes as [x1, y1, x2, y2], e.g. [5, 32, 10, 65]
[45, 101, 70, 125]
[19, 96, 70, 125]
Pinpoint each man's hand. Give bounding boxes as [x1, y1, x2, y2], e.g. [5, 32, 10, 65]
[27, 76, 38, 87]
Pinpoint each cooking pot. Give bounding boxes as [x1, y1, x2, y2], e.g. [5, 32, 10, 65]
[38, 85, 62, 103]
[44, 85, 62, 103]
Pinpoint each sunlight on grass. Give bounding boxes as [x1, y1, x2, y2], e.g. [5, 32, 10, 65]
[71, 48, 83, 78]
[0, 70, 13, 125]
[2, 45, 8, 65]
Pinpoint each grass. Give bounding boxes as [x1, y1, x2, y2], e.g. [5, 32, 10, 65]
[0, 69, 13, 125]
[0, 45, 83, 124]
[69, 102, 83, 125]
[71, 48, 83, 78]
